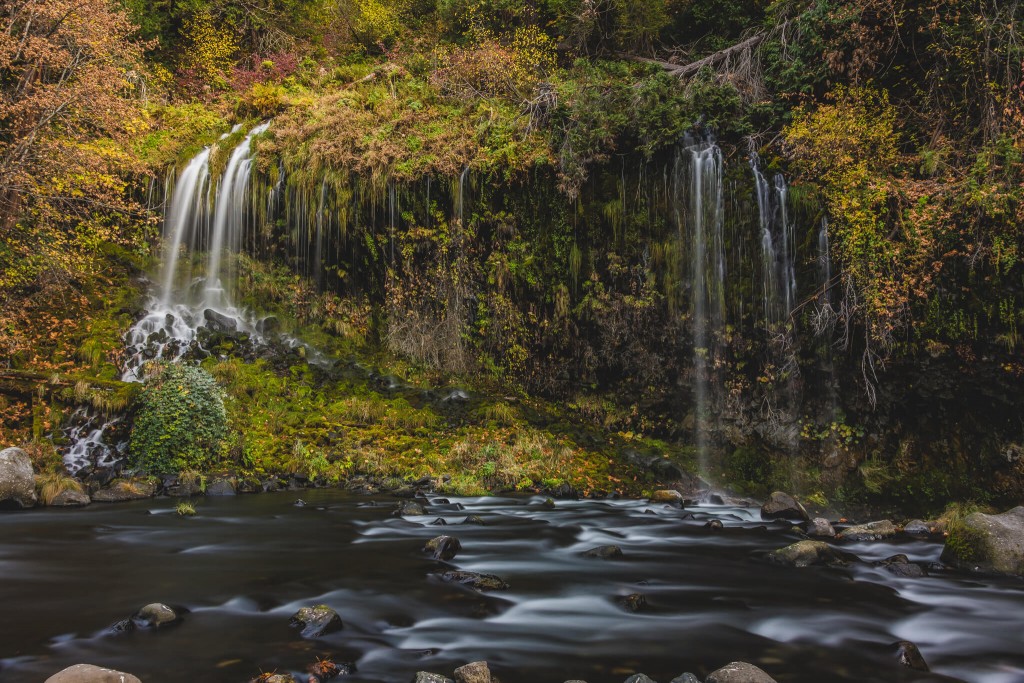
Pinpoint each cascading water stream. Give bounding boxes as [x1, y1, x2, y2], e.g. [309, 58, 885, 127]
[676, 138, 725, 479]
[750, 158, 798, 328]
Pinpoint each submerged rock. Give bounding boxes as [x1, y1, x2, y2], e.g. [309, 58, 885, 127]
[941, 506, 1024, 576]
[0, 447, 37, 509]
[706, 662, 777, 683]
[759, 491, 809, 522]
[462, 514, 485, 525]
[582, 545, 623, 559]
[45, 664, 142, 683]
[768, 540, 848, 568]
[441, 570, 509, 591]
[289, 604, 343, 638]
[896, 640, 930, 671]
[424, 535, 462, 561]
[454, 661, 491, 683]
[616, 593, 647, 612]
[837, 520, 898, 541]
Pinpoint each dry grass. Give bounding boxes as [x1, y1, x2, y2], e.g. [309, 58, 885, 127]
[36, 472, 84, 505]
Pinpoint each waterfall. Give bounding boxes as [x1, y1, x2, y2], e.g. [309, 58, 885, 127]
[160, 149, 211, 306]
[750, 158, 798, 327]
[818, 216, 831, 302]
[676, 138, 725, 479]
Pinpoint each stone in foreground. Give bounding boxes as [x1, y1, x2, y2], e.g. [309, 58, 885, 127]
[759, 491, 809, 522]
[424, 535, 462, 561]
[414, 674, 454, 683]
[0, 447, 37, 509]
[706, 661, 777, 683]
[290, 604, 343, 638]
[624, 675, 657, 683]
[896, 641, 929, 671]
[454, 660, 491, 683]
[768, 540, 847, 568]
[941, 506, 1024, 576]
[45, 664, 142, 683]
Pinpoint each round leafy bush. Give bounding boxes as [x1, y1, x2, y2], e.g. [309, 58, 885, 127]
[130, 363, 227, 473]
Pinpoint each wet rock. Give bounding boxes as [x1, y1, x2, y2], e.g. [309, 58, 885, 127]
[759, 491, 809, 522]
[624, 675, 657, 683]
[768, 540, 848, 568]
[837, 520, 898, 541]
[135, 602, 180, 628]
[50, 488, 91, 507]
[414, 674, 454, 683]
[290, 605, 343, 638]
[395, 500, 427, 516]
[670, 676, 701, 683]
[462, 514, 485, 525]
[880, 554, 926, 578]
[650, 490, 684, 506]
[454, 661, 491, 683]
[941, 506, 1024, 576]
[424, 535, 462, 561]
[582, 545, 623, 559]
[616, 593, 647, 612]
[255, 676, 295, 683]
[904, 519, 941, 535]
[540, 497, 556, 509]
[430, 517, 448, 526]
[256, 316, 280, 335]
[704, 520, 724, 531]
[441, 570, 509, 591]
[203, 308, 238, 333]
[706, 662, 777, 683]
[896, 641, 930, 671]
[0, 447, 37, 509]
[206, 477, 236, 496]
[807, 517, 835, 538]
[306, 657, 350, 681]
[44, 664, 142, 683]
[92, 478, 157, 503]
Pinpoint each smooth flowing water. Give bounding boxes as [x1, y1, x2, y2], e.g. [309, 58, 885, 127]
[2, 492, 1023, 683]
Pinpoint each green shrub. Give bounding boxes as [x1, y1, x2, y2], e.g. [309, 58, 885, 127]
[130, 363, 227, 474]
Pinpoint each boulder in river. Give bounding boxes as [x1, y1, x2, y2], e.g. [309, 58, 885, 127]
[290, 604, 343, 638]
[44, 664, 142, 683]
[414, 674, 454, 683]
[768, 540, 848, 568]
[669, 676, 700, 683]
[582, 545, 623, 559]
[624, 675, 657, 683]
[135, 602, 180, 628]
[650, 490, 684, 506]
[205, 476, 236, 496]
[759, 491, 809, 522]
[91, 478, 157, 503]
[0, 447, 37, 509]
[395, 500, 427, 516]
[424, 535, 461, 561]
[706, 662, 777, 683]
[441, 570, 509, 591]
[807, 517, 835, 538]
[941, 506, 1024, 576]
[454, 661, 491, 683]
[904, 519, 941, 535]
[616, 593, 647, 612]
[880, 554, 926, 578]
[837, 520, 898, 541]
[896, 640, 930, 671]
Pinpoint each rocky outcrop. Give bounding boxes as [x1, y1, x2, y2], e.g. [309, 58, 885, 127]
[92, 478, 157, 503]
[290, 605, 343, 638]
[941, 506, 1024, 576]
[454, 661, 491, 683]
[706, 662, 777, 683]
[759, 492, 808, 522]
[837, 520, 898, 541]
[767, 540, 849, 568]
[44, 664, 142, 683]
[0, 447, 37, 509]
